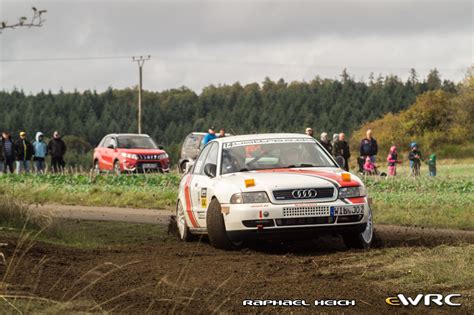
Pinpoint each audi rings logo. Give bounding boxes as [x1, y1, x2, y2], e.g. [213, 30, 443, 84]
[292, 189, 318, 199]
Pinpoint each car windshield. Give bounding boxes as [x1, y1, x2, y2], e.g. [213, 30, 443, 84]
[221, 138, 336, 174]
[117, 136, 158, 149]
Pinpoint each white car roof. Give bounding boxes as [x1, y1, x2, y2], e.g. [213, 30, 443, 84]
[213, 133, 314, 144]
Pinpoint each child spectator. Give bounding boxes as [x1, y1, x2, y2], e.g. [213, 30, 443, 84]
[428, 153, 437, 177]
[363, 156, 376, 175]
[386, 146, 402, 176]
[408, 142, 422, 176]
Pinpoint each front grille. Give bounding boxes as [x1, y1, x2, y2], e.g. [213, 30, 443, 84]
[137, 154, 160, 160]
[283, 206, 331, 217]
[273, 187, 335, 201]
[275, 216, 334, 226]
[242, 219, 275, 228]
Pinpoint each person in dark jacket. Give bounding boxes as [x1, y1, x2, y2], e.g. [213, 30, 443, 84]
[0, 135, 4, 173]
[1, 132, 15, 173]
[15, 131, 34, 174]
[408, 142, 422, 177]
[318, 132, 333, 154]
[359, 129, 378, 161]
[333, 133, 351, 171]
[48, 131, 67, 173]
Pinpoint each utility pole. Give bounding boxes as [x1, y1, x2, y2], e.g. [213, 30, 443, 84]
[132, 55, 150, 134]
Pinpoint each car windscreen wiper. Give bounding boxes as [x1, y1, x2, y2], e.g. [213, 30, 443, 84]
[286, 164, 316, 168]
[239, 168, 250, 172]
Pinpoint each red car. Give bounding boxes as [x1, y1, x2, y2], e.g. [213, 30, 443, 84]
[93, 133, 170, 174]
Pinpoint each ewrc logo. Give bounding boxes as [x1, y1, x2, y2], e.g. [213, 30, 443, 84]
[386, 294, 461, 307]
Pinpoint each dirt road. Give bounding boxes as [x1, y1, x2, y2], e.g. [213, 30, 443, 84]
[30, 203, 474, 245]
[4, 204, 471, 313]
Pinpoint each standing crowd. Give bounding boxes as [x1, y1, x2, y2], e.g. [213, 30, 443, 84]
[0, 131, 67, 174]
[305, 127, 436, 177]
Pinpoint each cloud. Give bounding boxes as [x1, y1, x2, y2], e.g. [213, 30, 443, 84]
[0, 0, 472, 92]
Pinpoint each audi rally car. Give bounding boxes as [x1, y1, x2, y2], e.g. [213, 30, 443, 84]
[175, 133, 373, 250]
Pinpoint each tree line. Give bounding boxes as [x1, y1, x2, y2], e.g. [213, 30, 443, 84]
[0, 69, 459, 165]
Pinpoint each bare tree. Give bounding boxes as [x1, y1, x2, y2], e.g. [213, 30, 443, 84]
[0, 7, 47, 33]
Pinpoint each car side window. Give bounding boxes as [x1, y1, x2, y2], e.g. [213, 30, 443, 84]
[102, 137, 111, 148]
[193, 143, 213, 174]
[204, 143, 218, 166]
[110, 137, 117, 148]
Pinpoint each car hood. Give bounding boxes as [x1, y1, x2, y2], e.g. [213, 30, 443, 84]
[220, 168, 362, 191]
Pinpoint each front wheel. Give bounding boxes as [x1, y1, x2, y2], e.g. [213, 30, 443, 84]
[342, 208, 374, 249]
[93, 160, 101, 174]
[207, 199, 241, 250]
[113, 160, 121, 175]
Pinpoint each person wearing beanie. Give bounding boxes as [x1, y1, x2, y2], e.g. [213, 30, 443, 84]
[15, 131, 34, 174]
[1, 132, 15, 173]
[387, 145, 402, 176]
[408, 142, 422, 177]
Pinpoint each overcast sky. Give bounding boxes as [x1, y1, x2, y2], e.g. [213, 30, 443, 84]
[0, 0, 472, 94]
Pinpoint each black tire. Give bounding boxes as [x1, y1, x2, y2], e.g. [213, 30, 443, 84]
[113, 160, 122, 175]
[206, 198, 238, 250]
[175, 200, 195, 242]
[342, 208, 374, 250]
[93, 160, 101, 174]
[180, 161, 188, 173]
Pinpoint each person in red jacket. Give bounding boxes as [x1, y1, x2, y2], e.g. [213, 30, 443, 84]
[387, 146, 402, 176]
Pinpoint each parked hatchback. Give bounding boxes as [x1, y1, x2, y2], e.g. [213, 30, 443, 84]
[179, 132, 206, 173]
[93, 134, 170, 174]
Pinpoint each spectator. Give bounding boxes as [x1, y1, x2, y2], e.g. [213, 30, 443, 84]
[0, 134, 4, 173]
[319, 132, 333, 154]
[33, 132, 48, 174]
[408, 142, 422, 177]
[218, 128, 226, 138]
[386, 146, 402, 176]
[428, 153, 437, 177]
[359, 129, 378, 163]
[201, 127, 217, 148]
[363, 156, 376, 175]
[48, 131, 67, 173]
[15, 131, 34, 174]
[2, 132, 15, 173]
[305, 127, 314, 137]
[333, 133, 351, 171]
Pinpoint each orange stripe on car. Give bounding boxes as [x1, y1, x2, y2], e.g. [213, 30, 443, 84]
[184, 175, 199, 228]
[346, 197, 366, 204]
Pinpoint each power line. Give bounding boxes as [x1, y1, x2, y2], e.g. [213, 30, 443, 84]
[0, 55, 467, 72]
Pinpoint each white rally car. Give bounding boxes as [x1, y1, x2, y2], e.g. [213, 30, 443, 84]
[175, 133, 373, 250]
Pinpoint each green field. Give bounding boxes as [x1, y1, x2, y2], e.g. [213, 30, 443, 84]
[0, 162, 472, 230]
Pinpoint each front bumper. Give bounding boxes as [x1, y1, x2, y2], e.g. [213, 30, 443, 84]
[222, 198, 370, 240]
[122, 159, 170, 172]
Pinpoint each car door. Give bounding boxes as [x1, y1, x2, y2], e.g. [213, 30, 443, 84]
[190, 142, 218, 226]
[102, 136, 116, 170]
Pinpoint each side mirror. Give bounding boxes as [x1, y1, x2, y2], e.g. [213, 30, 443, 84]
[204, 163, 217, 178]
[335, 156, 345, 169]
[158, 145, 164, 150]
[107, 144, 115, 149]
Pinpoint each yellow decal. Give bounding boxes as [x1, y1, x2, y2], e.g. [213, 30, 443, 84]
[385, 297, 400, 306]
[245, 178, 255, 187]
[201, 197, 207, 208]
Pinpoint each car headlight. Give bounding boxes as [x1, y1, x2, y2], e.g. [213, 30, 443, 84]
[230, 192, 269, 204]
[158, 153, 168, 159]
[121, 152, 138, 159]
[338, 186, 367, 199]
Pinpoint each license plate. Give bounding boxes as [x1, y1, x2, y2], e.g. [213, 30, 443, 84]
[333, 205, 364, 215]
[142, 163, 158, 169]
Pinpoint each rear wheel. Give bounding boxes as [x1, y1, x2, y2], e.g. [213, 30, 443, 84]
[342, 208, 374, 249]
[207, 198, 241, 250]
[113, 160, 121, 175]
[176, 200, 194, 241]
